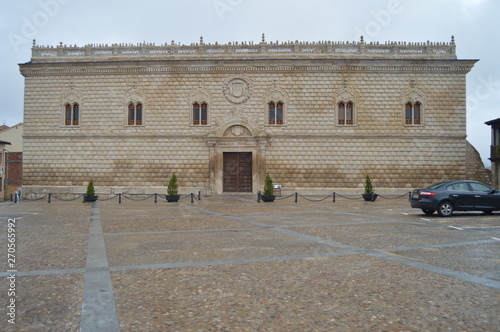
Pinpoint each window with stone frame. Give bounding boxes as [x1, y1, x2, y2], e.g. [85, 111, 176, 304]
[193, 102, 208, 125]
[128, 102, 143, 125]
[338, 101, 354, 125]
[268, 101, 284, 125]
[65, 103, 79, 126]
[405, 101, 421, 125]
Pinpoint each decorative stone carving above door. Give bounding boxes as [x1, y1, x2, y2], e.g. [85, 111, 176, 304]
[223, 125, 252, 137]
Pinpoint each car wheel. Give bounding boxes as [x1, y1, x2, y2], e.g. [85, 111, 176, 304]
[482, 210, 493, 215]
[422, 208, 435, 215]
[437, 201, 454, 217]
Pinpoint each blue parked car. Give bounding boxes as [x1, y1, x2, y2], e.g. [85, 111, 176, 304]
[410, 180, 500, 217]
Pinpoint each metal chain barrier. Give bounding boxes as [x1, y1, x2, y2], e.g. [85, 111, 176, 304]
[297, 193, 333, 202]
[97, 194, 119, 202]
[3, 190, 411, 205]
[22, 194, 48, 201]
[3, 191, 201, 204]
[121, 194, 156, 201]
[156, 194, 167, 201]
[259, 191, 410, 203]
[334, 193, 364, 200]
[274, 193, 297, 201]
[378, 192, 411, 199]
[52, 193, 85, 201]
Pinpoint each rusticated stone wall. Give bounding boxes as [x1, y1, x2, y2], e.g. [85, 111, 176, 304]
[20, 38, 477, 194]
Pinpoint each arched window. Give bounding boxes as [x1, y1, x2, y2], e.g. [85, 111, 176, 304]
[193, 102, 208, 125]
[128, 102, 143, 125]
[405, 101, 421, 125]
[338, 101, 353, 125]
[269, 101, 284, 125]
[65, 103, 79, 126]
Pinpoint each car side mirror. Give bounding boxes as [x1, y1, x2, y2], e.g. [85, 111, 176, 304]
[490, 189, 498, 194]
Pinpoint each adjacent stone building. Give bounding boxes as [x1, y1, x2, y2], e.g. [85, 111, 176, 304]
[0, 123, 24, 197]
[20, 36, 478, 195]
[0, 140, 12, 200]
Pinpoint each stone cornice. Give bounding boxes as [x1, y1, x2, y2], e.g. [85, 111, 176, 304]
[19, 58, 477, 77]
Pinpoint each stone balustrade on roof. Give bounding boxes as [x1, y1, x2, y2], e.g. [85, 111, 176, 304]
[29, 35, 457, 63]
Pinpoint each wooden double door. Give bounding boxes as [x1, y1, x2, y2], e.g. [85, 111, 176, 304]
[223, 152, 252, 192]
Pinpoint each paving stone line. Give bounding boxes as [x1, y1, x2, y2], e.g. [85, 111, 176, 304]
[0, 268, 85, 277]
[109, 250, 359, 272]
[376, 238, 500, 252]
[79, 203, 120, 332]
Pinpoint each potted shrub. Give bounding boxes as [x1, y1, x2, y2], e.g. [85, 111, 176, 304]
[261, 173, 276, 202]
[84, 179, 98, 202]
[166, 173, 180, 202]
[362, 175, 378, 201]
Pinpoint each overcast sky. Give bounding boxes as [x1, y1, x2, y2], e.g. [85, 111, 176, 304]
[1, 0, 498, 166]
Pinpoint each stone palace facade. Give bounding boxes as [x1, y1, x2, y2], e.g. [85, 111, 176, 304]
[20, 35, 478, 195]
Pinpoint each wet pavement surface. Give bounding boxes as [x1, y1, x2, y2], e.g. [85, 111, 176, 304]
[0, 194, 499, 331]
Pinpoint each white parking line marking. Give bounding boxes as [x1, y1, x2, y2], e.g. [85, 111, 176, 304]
[420, 218, 431, 222]
[492, 237, 500, 242]
[460, 226, 500, 229]
[448, 226, 463, 231]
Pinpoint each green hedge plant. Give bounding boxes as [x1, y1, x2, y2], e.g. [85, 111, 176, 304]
[364, 175, 374, 195]
[167, 173, 179, 196]
[86, 180, 95, 196]
[263, 173, 274, 196]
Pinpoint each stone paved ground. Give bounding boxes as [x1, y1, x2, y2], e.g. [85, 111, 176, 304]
[0, 194, 499, 331]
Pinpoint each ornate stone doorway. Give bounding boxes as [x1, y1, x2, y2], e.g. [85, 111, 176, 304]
[205, 123, 267, 195]
[223, 152, 253, 192]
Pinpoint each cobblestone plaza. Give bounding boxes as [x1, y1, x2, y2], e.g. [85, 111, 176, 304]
[1, 196, 499, 331]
